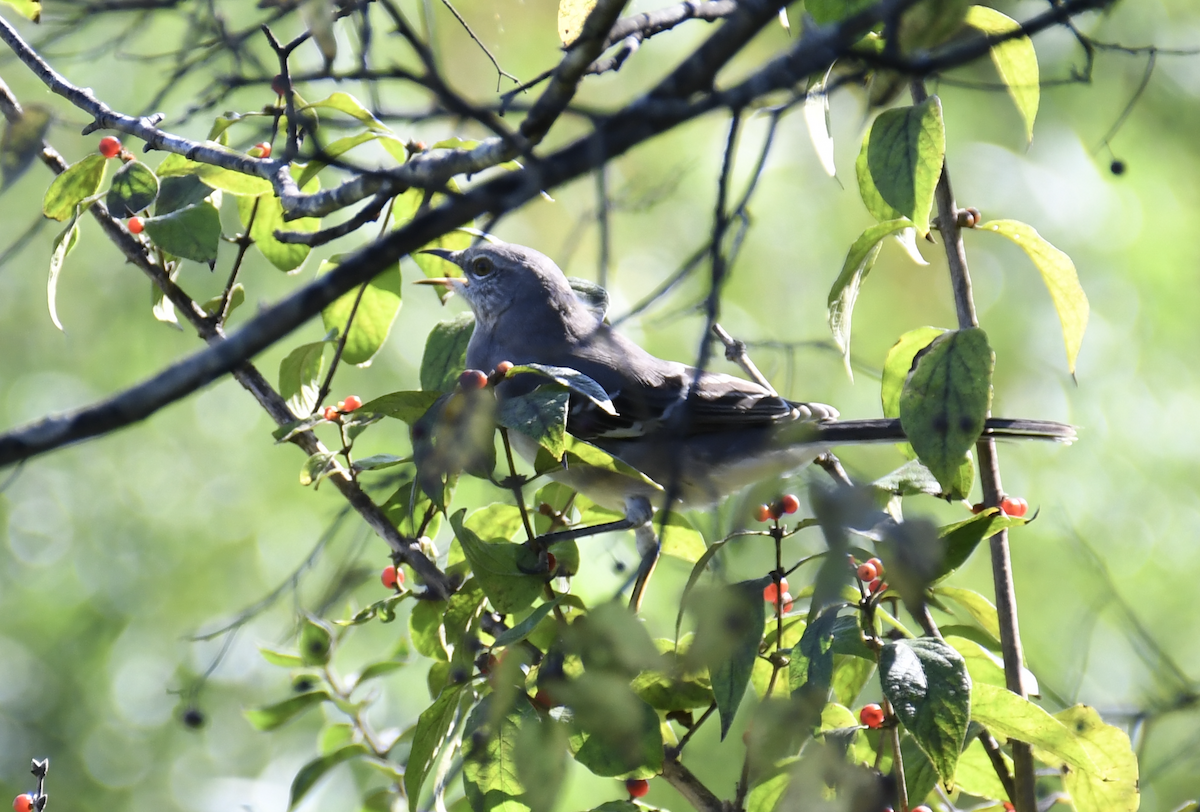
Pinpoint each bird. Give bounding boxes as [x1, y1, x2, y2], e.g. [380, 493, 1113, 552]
[415, 241, 1073, 606]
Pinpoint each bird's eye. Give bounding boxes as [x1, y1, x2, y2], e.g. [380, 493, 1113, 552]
[471, 256, 494, 277]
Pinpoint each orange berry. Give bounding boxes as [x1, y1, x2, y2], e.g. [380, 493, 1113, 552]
[856, 561, 878, 582]
[342, 395, 363, 412]
[248, 142, 272, 158]
[1000, 496, 1028, 517]
[322, 406, 339, 421]
[754, 504, 772, 523]
[763, 579, 788, 603]
[13, 797, 33, 812]
[780, 493, 800, 514]
[1003, 804, 1015, 812]
[495, 360, 514, 376]
[98, 136, 122, 158]
[867, 558, 884, 577]
[779, 591, 794, 613]
[625, 778, 650, 798]
[868, 578, 882, 593]
[859, 703, 885, 728]
[127, 216, 144, 234]
[459, 369, 488, 391]
[381, 565, 401, 589]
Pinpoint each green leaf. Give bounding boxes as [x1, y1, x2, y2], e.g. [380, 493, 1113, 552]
[657, 511, 707, 562]
[43, 154, 106, 221]
[279, 341, 328, 416]
[463, 697, 537, 812]
[872, 458, 943, 498]
[882, 327, 946, 420]
[409, 599, 450, 661]
[746, 772, 789, 812]
[105, 160, 158, 216]
[301, 92, 391, 133]
[934, 509, 1026, 581]
[383, 479, 442, 540]
[979, 219, 1088, 375]
[362, 390, 443, 424]
[47, 211, 81, 331]
[142, 201, 222, 265]
[338, 593, 411, 626]
[492, 598, 563, 648]
[289, 743, 369, 809]
[319, 255, 403, 366]
[259, 646, 304, 667]
[966, 6, 1040, 141]
[300, 616, 334, 665]
[900, 735, 939, 806]
[238, 186, 321, 272]
[805, 0, 873, 24]
[201, 284, 245, 318]
[899, 327, 993, 492]
[828, 219, 913, 377]
[866, 97, 945, 237]
[155, 175, 214, 216]
[544, 436, 662, 493]
[318, 722, 356, 755]
[156, 147, 273, 195]
[1049, 705, 1139, 812]
[564, 673, 663, 777]
[0, 1, 40, 24]
[421, 314, 475, 392]
[497, 388, 569, 458]
[945, 635, 1008, 689]
[954, 736, 1012, 801]
[830, 654, 876, 708]
[565, 601, 662, 678]
[793, 606, 838, 696]
[299, 451, 337, 486]
[507, 364, 617, 416]
[244, 691, 330, 731]
[353, 454, 408, 472]
[514, 716, 568, 812]
[933, 586, 1000, 640]
[405, 683, 466, 812]
[969, 683, 1097, 775]
[879, 637, 971, 787]
[297, 130, 383, 189]
[752, 618, 805, 697]
[356, 657, 408, 684]
[449, 510, 543, 614]
[1, 104, 50, 187]
[702, 579, 768, 738]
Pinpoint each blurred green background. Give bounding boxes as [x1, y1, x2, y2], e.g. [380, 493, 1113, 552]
[1, 0, 1199, 810]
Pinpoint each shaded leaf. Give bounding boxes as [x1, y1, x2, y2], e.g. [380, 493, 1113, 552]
[450, 510, 543, 614]
[155, 175, 214, 215]
[299, 451, 337, 487]
[238, 184, 321, 272]
[156, 147, 273, 196]
[463, 696, 537, 812]
[1, 104, 51, 187]
[300, 616, 334, 665]
[979, 219, 1088, 375]
[422, 314, 475, 392]
[319, 254, 403, 366]
[46, 211, 80, 331]
[105, 160, 158, 216]
[934, 509, 1026, 581]
[497, 388, 569, 459]
[289, 743, 369, 809]
[564, 673, 663, 777]
[899, 328, 993, 492]
[200, 284, 245, 318]
[879, 637, 971, 787]
[405, 683, 465, 812]
[692, 578, 768, 738]
[363, 390, 443, 424]
[279, 341, 328, 416]
[244, 691, 330, 731]
[507, 363, 617, 416]
[882, 327, 946, 420]
[43, 153, 106, 221]
[492, 598, 563, 649]
[143, 201, 222, 264]
[866, 97, 945, 237]
[515, 716, 568, 812]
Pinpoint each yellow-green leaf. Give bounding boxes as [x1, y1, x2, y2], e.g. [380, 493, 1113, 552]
[0, 0, 40, 22]
[1048, 705, 1139, 812]
[866, 97, 945, 237]
[319, 254, 403, 366]
[558, 0, 597, 45]
[978, 219, 1088, 375]
[966, 6, 1040, 142]
[43, 154, 106, 221]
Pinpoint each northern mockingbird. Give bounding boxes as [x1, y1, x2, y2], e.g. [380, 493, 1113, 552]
[416, 242, 1073, 604]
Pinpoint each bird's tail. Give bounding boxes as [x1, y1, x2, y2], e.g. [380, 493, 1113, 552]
[808, 417, 1076, 445]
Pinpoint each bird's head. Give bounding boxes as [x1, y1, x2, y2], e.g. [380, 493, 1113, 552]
[415, 242, 577, 331]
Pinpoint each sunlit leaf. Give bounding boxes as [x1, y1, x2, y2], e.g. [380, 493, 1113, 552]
[244, 691, 330, 731]
[46, 211, 80, 330]
[289, 743, 369, 809]
[1049, 705, 1139, 812]
[969, 683, 1097, 775]
[301, 92, 390, 133]
[979, 219, 1088, 374]
[238, 180, 321, 272]
[450, 510, 543, 614]
[279, 341, 329, 416]
[966, 5, 1040, 141]
[319, 254, 403, 366]
[43, 154, 105, 221]
[0, 0, 41, 23]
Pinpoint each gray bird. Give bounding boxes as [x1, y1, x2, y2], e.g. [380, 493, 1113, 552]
[416, 242, 1073, 604]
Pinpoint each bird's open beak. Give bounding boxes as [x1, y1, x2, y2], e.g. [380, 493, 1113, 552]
[418, 248, 457, 262]
[413, 277, 466, 289]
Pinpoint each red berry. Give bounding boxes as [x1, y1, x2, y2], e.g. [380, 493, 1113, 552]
[858, 703, 885, 729]
[769, 501, 784, 520]
[532, 689, 555, 709]
[12, 797, 33, 812]
[1000, 496, 1028, 517]
[381, 565, 399, 589]
[868, 578, 882, 593]
[323, 406, 339, 421]
[342, 395, 363, 412]
[495, 360, 514, 376]
[546, 552, 557, 573]
[779, 592, 794, 613]
[459, 369, 488, 391]
[1003, 805, 1015, 812]
[249, 142, 272, 159]
[271, 74, 289, 96]
[856, 562, 878, 582]
[754, 504, 772, 523]
[625, 778, 650, 798]
[127, 216, 144, 234]
[912, 807, 932, 812]
[780, 493, 800, 514]
[763, 578, 788, 603]
[99, 136, 122, 158]
[867, 558, 884, 577]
